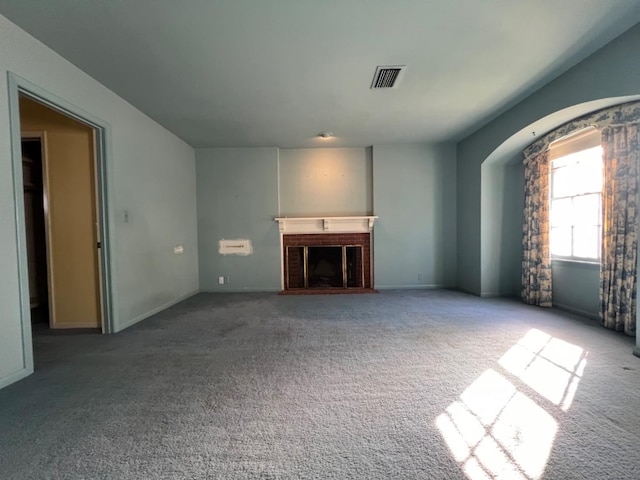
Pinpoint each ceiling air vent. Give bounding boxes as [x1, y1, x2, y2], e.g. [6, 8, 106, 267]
[370, 65, 407, 89]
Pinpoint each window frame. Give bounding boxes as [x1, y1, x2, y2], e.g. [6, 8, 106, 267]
[548, 131, 603, 264]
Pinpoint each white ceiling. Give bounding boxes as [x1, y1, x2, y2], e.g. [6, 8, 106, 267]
[2, 0, 640, 148]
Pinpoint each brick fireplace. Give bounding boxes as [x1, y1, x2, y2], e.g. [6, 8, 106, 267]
[275, 216, 377, 293]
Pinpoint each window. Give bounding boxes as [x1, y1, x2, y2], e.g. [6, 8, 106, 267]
[549, 130, 602, 261]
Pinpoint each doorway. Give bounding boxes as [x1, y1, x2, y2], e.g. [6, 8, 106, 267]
[19, 95, 103, 332]
[21, 136, 49, 326]
[6, 72, 114, 384]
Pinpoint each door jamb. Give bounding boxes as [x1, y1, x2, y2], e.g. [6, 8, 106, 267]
[8, 72, 117, 363]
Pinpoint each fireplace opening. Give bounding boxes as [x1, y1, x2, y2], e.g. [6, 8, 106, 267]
[309, 246, 342, 288]
[282, 232, 372, 292]
[286, 244, 365, 290]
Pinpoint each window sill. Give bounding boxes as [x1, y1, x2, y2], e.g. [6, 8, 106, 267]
[551, 258, 600, 269]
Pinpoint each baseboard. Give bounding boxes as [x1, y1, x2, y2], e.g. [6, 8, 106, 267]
[117, 289, 200, 332]
[50, 322, 101, 329]
[454, 286, 481, 297]
[200, 287, 282, 293]
[552, 302, 599, 321]
[0, 366, 33, 390]
[375, 284, 452, 290]
[480, 292, 500, 298]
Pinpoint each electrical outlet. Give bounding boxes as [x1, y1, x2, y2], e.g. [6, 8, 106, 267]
[417, 274, 424, 282]
[218, 276, 224, 285]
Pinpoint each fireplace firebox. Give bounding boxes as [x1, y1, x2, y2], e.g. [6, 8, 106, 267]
[275, 216, 377, 294]
[286, 245, 364, 289]
[282, 233, 372, 292]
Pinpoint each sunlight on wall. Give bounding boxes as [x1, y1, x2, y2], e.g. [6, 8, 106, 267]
[437, 329, 588, 479]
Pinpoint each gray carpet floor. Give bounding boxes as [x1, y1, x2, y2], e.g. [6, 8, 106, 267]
[0, 289, 639, 479]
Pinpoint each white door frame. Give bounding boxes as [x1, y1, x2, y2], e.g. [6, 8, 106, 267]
[7, 72, 117, 375]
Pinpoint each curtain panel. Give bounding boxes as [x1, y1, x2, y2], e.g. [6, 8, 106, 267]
[522, 100, 640, 320]
[599, 124, 639, 335]
[522, 150, 552, 307]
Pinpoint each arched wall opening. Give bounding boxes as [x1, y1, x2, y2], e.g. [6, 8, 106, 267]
[479, 96, 640, 306]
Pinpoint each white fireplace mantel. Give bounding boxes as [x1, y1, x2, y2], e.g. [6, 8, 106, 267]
[274, 216, 378, 234]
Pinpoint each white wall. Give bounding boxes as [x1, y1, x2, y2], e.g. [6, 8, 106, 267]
[279, 147, 373, 216]
[0, 14, 199, 388]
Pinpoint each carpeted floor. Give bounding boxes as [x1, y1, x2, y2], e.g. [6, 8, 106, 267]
[0, 290, 639, 479]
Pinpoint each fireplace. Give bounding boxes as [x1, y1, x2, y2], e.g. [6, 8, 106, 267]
[275, 216, 377, 293]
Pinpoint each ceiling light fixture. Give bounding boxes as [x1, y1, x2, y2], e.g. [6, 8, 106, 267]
[319, 132, 333, 139]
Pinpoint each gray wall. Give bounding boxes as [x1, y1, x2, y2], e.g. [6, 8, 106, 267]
[196, 148, 281, 292]
[372, 144, 457, 289]
[552, 261, 600, 319]
[279, 147, 372, 216]
[0, 14, 199, 388]
[457, 22, 640, 297]
[499, 162, 526, 297]
[115, 122, 199, 329]
[196, 144, 456, 292]
[481, 160, 525, 297]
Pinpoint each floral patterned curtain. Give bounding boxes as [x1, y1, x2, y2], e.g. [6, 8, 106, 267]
[524, 101, 640, 160]
[522, 150, 552, 307]
[522, 101, 640, 329]
[599, 124, 639, 335]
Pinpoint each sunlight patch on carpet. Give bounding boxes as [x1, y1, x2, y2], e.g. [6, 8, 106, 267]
[498, 329, 587, 410]
[437, 329, 588, 479]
